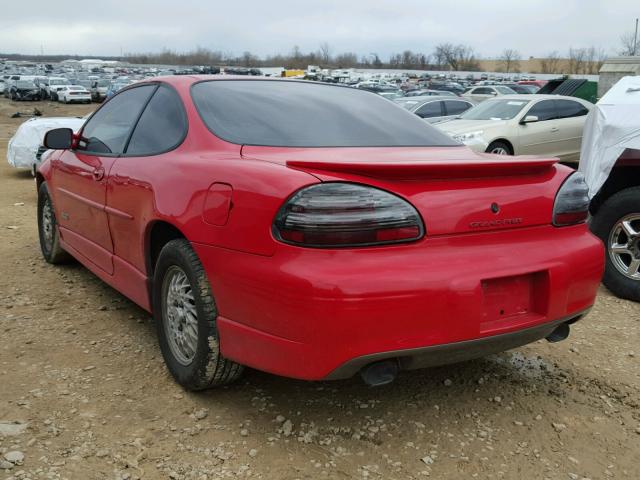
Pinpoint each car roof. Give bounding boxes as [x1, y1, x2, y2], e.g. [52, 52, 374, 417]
[488, 94, 592, 104]
[397, 95, 466, 101]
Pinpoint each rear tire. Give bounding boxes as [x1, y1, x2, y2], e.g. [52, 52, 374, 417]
[486, 141, 512, 155]
[38, 182, 72, 264]
[153, 239, 244, 390]
[590, 187, 640, 301]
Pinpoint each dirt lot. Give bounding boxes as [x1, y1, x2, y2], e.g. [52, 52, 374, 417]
[0, 98, 639, 480]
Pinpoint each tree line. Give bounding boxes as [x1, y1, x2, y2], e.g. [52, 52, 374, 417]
[122, 44, 615, 75]
[2, 33, 637, 74]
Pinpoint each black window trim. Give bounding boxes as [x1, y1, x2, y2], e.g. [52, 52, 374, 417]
[189, 78, 461, 148]
[73, 82, 159, 158]
[121, 82, 189, 158]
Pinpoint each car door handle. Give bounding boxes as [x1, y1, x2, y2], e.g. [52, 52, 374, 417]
[550, 127, 559, 132]
[92, 167, 105, 181]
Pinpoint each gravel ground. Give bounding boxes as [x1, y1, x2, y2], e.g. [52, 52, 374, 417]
[0, 99, 639, 480]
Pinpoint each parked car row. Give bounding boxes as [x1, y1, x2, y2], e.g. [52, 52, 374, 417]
[1, 73, 135, 103]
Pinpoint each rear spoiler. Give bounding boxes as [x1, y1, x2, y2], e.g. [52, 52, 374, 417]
[286, 157, 558, 180]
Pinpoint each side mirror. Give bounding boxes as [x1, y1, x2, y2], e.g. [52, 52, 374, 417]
[44, 128, 73, 149]
[491, 91, 498, 96]
[521, 115, 539, 124]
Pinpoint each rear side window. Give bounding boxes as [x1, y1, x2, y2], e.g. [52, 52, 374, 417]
[555, 100, 589, 119]
[444, 100, 472, 116]
[415, 101, 442, 118]
[78, 85, 155, 155]
[191, 80, 458, 147]
[526, 100, 557, 121]
[126, 85, 187, 155]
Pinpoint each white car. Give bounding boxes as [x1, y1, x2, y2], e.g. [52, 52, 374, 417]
[57, 85, 92, 104]
[438, 94, 593, 162]
[462, 85, 517, 103]
[45, 77, 71, 100]
[7, 116, 87, 175]
[394, 96, 475, 124]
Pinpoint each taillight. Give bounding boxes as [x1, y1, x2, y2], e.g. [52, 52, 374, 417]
[553, 172, 589, 226]
[273, 183, 424, 247]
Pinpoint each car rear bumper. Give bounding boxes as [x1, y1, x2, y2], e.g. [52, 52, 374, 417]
[193, 224, 604, 380]
[324, 310, 587, 379]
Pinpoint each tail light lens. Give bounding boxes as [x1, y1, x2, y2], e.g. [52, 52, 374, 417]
[273, 183, 424, 247]
[553, 172, 589, 226]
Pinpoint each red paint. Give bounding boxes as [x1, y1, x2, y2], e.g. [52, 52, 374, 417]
[40, 76, 604, 381]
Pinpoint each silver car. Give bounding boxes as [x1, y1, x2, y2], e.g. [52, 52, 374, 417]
[394, 96, 475, 124]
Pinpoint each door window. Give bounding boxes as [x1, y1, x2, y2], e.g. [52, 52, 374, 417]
[415, 101, 442, 118]
[77, 85, 156, 155]
[525, 100, 557, 121]
[444, 100, 472, 116]
[126, 85, 188, 155]
[555, 99, 589, 119]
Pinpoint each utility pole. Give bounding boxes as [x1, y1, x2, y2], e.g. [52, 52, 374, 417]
[634, 18, 639, 56]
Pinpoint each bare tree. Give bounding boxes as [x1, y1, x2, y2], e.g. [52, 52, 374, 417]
[497, 49, 521, 73]
[620, 31, 640, 56]
[434, 43, 480, 71]
[318, 42, 332, 64]
[581, 46, 608, 74]
[568, 47, 588, 74]
[539, 51, 561, 74]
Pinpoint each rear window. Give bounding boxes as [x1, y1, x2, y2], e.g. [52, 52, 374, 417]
[191, 80, 458, 147]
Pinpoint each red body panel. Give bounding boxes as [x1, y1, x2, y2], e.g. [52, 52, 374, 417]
[39, 75, 604, 381]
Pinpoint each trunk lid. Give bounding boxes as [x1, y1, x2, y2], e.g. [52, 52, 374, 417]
[241, 146, 568, 236]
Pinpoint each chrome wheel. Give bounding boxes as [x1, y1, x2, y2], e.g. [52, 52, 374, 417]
[162, 266, 199, 366]
[608, 214, 640, 280]
[490, 146, 509, 155]
[41, 196, 54, 252]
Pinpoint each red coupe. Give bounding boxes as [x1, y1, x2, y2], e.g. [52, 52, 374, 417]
[37, 76, 604, 389]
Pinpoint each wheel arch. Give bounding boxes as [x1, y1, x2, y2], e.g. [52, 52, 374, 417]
[590, 165, 640, 215]
[486, 138, 514, 155]
[145, 220, 187, 278]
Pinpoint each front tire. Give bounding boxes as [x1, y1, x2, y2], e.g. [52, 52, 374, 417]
[590, 187, 640, 301]
[153, 239, 244, 390]
[38, 182, 72, 264]
[486, 141, 512, 155]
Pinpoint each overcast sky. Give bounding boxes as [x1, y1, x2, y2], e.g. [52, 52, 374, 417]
[1, 0, 638, 59]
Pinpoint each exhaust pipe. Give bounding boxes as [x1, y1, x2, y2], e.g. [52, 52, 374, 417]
[546, 322, 570, 343]
[360, 359, 399, 387]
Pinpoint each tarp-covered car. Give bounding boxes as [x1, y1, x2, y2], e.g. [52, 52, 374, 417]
[580, 76, 640, 301]
[7, 116, 86, 174]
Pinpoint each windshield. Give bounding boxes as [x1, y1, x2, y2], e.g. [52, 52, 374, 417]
[394, 99, 423, 110]
[16, 81, 36, 88]
[192, 80, 459, 147]
[98, 80, 110, 87]
[49, 79, 68, 85]
[460, 99, 529, 120]
[495, 86, 516, 94]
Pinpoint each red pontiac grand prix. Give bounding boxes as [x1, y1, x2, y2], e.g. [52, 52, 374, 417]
[36, 76, 604, 389]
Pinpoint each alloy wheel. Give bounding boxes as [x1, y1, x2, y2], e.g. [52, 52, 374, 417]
[490, 146, 509, 155]
[608, 214, 640, 280]
[41, 196, 54, 252]
[162, 266, 199, 366]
